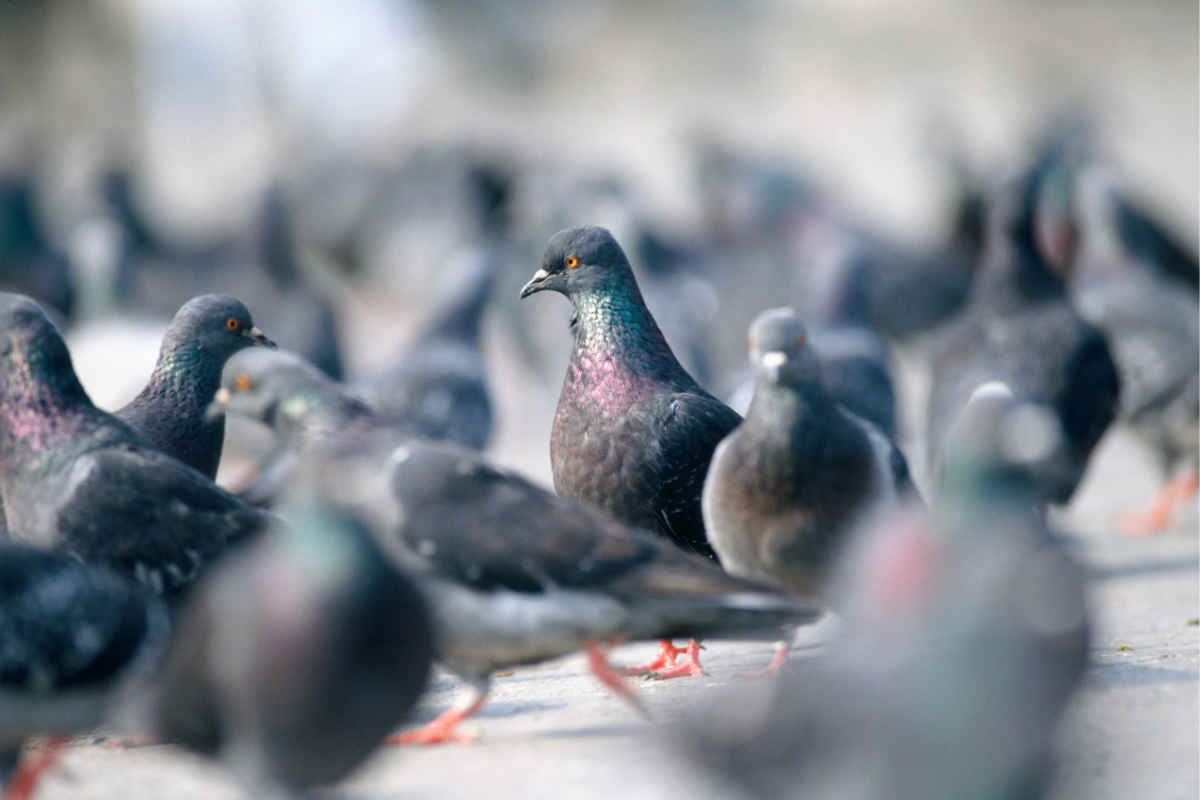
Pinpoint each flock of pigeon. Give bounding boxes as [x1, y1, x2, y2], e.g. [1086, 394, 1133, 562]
[0, 134, 1197, 800]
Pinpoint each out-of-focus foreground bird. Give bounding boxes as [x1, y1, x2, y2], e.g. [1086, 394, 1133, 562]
[144, 495, 435, 796]
[675, 381, 1090, 800]
[1, 545, 168, 800]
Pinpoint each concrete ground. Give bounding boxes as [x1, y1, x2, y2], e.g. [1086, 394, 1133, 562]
[29, 426, 1200, 800]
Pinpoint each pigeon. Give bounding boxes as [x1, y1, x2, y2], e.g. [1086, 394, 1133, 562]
[114, 294, 275, 479]
[521, 226, 744, 678]
[705, 308, 917, 669]
[704, 308, 920, 669]
[725, 323, 898, 439]
[0, 173, 74, 322]
[1070, 168, 1199, 533]
[101, 174, 346, 379]
[0, 293, 271, 597]
[211, 347, 819, 744]
[145, 495, 434, 796]
[352, 246, 495, 450]
[1, 544, 169, 800]
[925, 170, 1120, 506]
[675, 382, 1090, 800]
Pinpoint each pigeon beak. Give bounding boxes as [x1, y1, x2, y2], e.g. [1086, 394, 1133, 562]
[205, 388, 231, 421]
[519, 269, 557, 299]
[760, 350, 787, 382]
[247, 327, 277, 349]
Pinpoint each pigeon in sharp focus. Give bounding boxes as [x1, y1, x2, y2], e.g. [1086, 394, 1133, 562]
[0, 293, 271, 598]
[352, 246, 495, 450]
[926, 171, 1120, 507]
[1070, 167, 1199, 533]
[211, 347, 818, 744]
[520, 226, 744, 679]
[115, 294, 275, 479]
[675, 382, 1089, 800]
[146, 495, 434, 796]
[704, 308, 920, 669]
[1, 544, 168, 800]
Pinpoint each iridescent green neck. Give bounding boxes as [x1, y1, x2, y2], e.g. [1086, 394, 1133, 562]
[568, 280, 689, 385]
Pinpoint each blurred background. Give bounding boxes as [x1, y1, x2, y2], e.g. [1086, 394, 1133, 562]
[1, 0, 1196, 492]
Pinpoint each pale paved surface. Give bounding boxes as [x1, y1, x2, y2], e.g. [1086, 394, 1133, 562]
[33, 434, 1200, 799]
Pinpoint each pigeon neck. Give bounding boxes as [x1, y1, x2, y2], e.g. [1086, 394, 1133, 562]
[747, 379, 830, 440]
[0, 366, 96, 463]
[567, 282, 691, 387]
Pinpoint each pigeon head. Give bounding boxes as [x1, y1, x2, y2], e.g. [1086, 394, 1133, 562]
[163, 294, 275, 364]
[520, 226, 637, 300]
[938, 381, 1062, 503]
[0, 293, 88, 401]
[211, 347, 349, 439]
[747, 307, 822, 389]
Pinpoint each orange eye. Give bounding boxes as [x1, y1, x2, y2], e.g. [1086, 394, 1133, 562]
[233, 373, 252, 392]
[564, 255, 579, 269]
[225, 317, 240, 330]
[794, 333, 806, 347]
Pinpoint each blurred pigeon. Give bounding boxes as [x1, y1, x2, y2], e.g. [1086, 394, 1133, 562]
[1, 544, 168, 800]
[1070, 168, 1199, 533]
[115, 294, 275, 479]
[706, 311, 916, 592]
[926, 171, 1120, 506]
[101, 174, 345, 379]
[146, 495, 434, 795]
[212, 347, 818, 744]
[705, 308, 918, 669]
[676, 382, 1090, 800]
[726, 323, 897, 439]
[352, 246, 495, 450]
[521, 226, 744, 679]
[0, 174, 74, 322]
[0, 293, 270, 597]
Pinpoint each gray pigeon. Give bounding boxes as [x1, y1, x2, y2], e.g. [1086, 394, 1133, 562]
[145, 495, 434, 796]
[1070, 167, 1199, 533]
[704, 308, 918, 596]
[352, 247, 495, 450]
[1, 544, 168, 800]
[213, 347, 819, 744]
[926, 170, 1120, 506]
[0, 293, 270, 597]
[676, 382, 1090, 800]
[115, 293, 275, 479]
[521, 225, 745, 679]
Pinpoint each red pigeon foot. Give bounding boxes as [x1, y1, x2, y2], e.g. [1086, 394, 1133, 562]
[5, 736, 70, 800]
[584, 640, 648, 718]
[1120, 468, 1199, 536]
[645, 639, 705, 680]
[742, 640, 791, 678]
[386, 691, 486, 746]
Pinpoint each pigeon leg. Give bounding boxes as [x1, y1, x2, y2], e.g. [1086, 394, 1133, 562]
[1120, 467, 1200, 536]
[386, 679, 487, 746]
[741, 640, 790, 678]
[623, 639, 684, 675]
[4, 736, 69, 800]
[584, 640, 648, 719]
[647, 639, 706, 680]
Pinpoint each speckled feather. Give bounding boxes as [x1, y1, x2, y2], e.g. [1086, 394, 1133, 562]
[524, 226, 743, 559]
